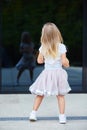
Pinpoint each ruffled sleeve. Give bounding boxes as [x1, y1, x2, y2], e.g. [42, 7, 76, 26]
[59, 44, 67, 54]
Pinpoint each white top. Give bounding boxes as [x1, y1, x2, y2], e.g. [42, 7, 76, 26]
[39, 43, 67, 69]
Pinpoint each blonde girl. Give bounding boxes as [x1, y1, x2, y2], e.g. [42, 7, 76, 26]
[29, 22, 71, 123]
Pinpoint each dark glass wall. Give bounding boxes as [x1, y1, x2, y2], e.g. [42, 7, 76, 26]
[0, 1, 2, 90]
[83, 0, 87, 91]
[0, 0, 86, 93]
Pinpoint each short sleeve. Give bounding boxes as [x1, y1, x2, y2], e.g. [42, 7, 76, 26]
[59, 44, 67, 54]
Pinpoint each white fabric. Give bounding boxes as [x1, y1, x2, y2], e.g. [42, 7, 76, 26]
[39, 43, 67, 69]
[29, 69, 71, 96]
[29, 43, 71, 96]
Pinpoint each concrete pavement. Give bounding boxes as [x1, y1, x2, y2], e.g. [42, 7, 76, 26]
[0, 94, 87, 130]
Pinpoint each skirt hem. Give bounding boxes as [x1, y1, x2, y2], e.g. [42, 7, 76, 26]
[29, 88, 71, 96]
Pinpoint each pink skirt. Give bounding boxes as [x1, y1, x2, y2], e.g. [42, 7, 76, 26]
[29, 68, 71, 96]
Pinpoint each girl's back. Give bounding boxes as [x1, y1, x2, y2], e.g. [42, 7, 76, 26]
[39, 43, 67, 69]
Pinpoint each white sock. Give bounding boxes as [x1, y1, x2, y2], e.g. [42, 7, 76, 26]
[32, 110, 37, 114]
[60, 114, 65, 116]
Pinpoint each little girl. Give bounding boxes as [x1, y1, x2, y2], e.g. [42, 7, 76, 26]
[16, 32, 36, 84]
[29, 22, 71, 123]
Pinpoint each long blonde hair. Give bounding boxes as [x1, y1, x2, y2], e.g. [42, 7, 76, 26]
[40, 22, 63, 58]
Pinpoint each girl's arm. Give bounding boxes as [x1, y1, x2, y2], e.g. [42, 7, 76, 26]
[37, 52, 44, 64]
[61, 53, 70, 67]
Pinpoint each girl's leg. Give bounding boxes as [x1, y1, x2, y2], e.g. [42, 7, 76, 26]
[29, 95, 44, 121]
[56, 95, 65, 114]
[56, 95, 66, 123]
[17, 68, 25, 83]
[33, 95, 44, 111]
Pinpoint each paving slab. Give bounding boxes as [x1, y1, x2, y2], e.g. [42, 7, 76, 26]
[0, 94, 87, 130]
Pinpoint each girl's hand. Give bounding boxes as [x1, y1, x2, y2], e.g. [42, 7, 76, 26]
[63, 58, 70, 68]
[37, 53, 44, 64]
[61, 54, 70, 68]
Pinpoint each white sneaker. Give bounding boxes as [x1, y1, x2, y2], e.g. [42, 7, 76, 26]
[59, 114, 66, 124]
[29, 111, 37, 121]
